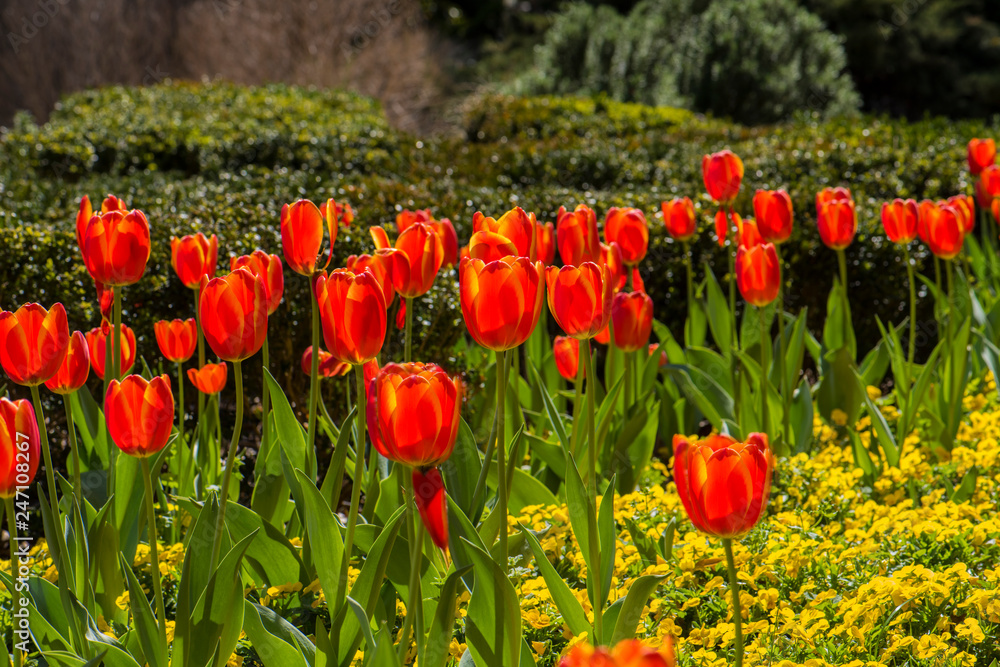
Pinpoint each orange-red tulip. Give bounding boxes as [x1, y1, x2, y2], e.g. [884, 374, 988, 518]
[737, 218, 763, 249]
[559, 638, 675, 667]
[346, 250, 401, 307]
[198, 268, 268, 362]
[434, 218, 460, 268]
[106, 374, 174, 458]
[673, 432, 773, 538]
[968, 138, 996, 176]
[611, 291, 654, 352]
[473, 207, 536, 260]
[553, 336, 580, 381]
[413, 467, 449, 550]
[280, 198, 337, 277]
[85, 324, 137, 381]
[753, 190, 793, 244]
[321, 200, 354, 228]
[536, 220, 555, 265]
[231, 251, 284, 315]
[946, 195, 975, 234]
[396, 208, 434, 233]
[557, 205, 601, 266]
[171, 233, 218, 289]
[316, 268, 387, 365]
[387, 222, 445, 298]
[468, 230, 518, 263]
[631, 268, 645, 294]
[736, 242, 781, 307]
[460, 256, 544, 351]
[661, 197, 697, 242]
[817, 196, 857, 250]
[44, 331, 90, 394]
[187, 363, 228, 395]
[815, 187, 853, 213]
[76, 194, 126, 259]
[601, 241, 627, 292]
[300, 346, 350, 378]
[977, 165, 1000, 210]
[546, 262, 613, 340]
[702, 150, 744, 204]
[82, 209, 151, 286]
[0, 398, 40, 498]
[594, 324, 610, 345]
[96, 281, 114, 324]
[648, 343, 668, 367]
[604, 207, 649, 266]
[366, 362, 461, 469]
[920, 202, 965, 260]
[154, 318, 197, 364]
[881, 199, 919, 244]
[0, 303, 70, 386]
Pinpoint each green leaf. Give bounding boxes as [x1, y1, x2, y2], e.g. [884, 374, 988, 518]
[598, 476, 616, 611]
[652, 319, 686, 366]
[528, 358, 570, 453]
[790, 379, 815, 454]
[595, 375, 625, 454]
[666, 365, 737, 436]
[119, 554, 167, 667]
[370, 623, 402, 667]
[440, 417, 485, 524]
[423, 567, 473, 667]
[849, 430, 876, 480]
[610, 401, 658, 493]
[816, 345, 863, 427]
[486, 466, 559, 512]
[854, 369, 900, 468]
[517, 524, 591, 637]
[950, 466, 979, 503]
[463, 539, 522, 667]
[294, 469, 345, 611]
[703, 264, 732, 358]
[684, 347, 732, 397]
[242, 601, 314, 667]
[319, 407, 356, 508]
[266, 369, 311, 481]
[609, 574, 666, 644]
[447, 496, 489, 592]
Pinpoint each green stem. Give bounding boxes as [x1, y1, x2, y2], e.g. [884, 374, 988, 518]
[405, 297, 414, 362]
[723, 538, 745, 667]
[496, 349, 509, 570]
[836, 249, 849, 307]
[569, 353, 584, 458]
[31, 386, 61, 532]
[947, 260, 957, 433]
[261, 335, 270, 461]
[140, 457, 167, 646]
[684, 240, 694, 343]
[934, 255, 943, 333]
[210, 360, 243, 570]
[341, 364, 368, 605]
[176, 362, 187, 494]
[194, 289, 206, 499]
[758, 306, 770, 438]
[5, 496, 22, 667]
[308, 279, 321, 455]
[62, 395, 82, 507]
[104, 328, 113, 497]
[775, 245, 790, 447]
[585, 338, 603, 643]
[397, 471, 425, 663]
[623, 343, 633, 410]
[904, 245, 917, 368]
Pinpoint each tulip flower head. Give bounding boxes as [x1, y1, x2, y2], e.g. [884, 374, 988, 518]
[280, 198, 338, 277]
[473, 207, 536, 260]
[373, 222, 445, 298]
[82, 208, 152, 286]
[559, 638, 675, 667]
[315, 268, 387, 365]
[468, 230, 518, 263]
[231, 251, 285, 315]
[187, 363, 228, 395]
[0, 398, 40, 498]
[968, 138, 996, 176]
[661, 197, 697, 242]
[816, 189, 857, 250]
[919, 201, 965, 260]
[976, 165, 1000, 211]
[604, 207, 649, 266]
[752, 189, 793, 244]
[547, 262, 614, 340]
[85, 324, 137, 381]
[433, 218, 460, 267]
[673, 432, 773, 538]
[536, 219, 556, 265]
[106, 374, 174, 458]
[946, 195, 975, 234]
[154, 318, 198, 364]
[171, 233, 219, 289]
[76, 194, 127, 259]
[0, 302, 70, 386]
[396, 208, 434, 233]
[601, 242, 628, 293]
[648, 343, 668, 367]
[460, 256, 544, 351]
[553, 336, 580, 381]
[736, 241, 781, 307]
[881, 199, 919, 245]
[300, 346, 350, 378]
[413, 467, 449, 550]
[557, 204, 601, 266]
[702, 150, 744, 204]
[44, 330, 90, 394]
[611, 291, 654, 352]
[198, 268, 268, 362]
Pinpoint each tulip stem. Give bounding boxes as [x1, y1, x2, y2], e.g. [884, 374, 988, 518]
[836, 249, 849, 306]
[623, 343, 633, 411]
[904, 245, 917, 368]
[569, 354, 584, 458]
[683, 241, 694, 343]
[194, 289, 206, 499]
[104, 329, 114, 497]
[261, 335, 270, 461]
[934, 255, 943, 334]
[140, 457, 168, 645]
[112, 288, 123, 381]
[723, 538, 745, 667]
[404, 297, 414, 362]
[946, 259, 958, 441]
[585, 338, 603, 644]
[31, 385, 61, 534]
[308, 279, 321, 457]
[210, 359, 243, 571]
[5, 496, 22, 667]
[341, 364, 368, 607]
[175, 362, 187, 494]
[758, 306, 770, 438]
[775, 245, 790, 449]
[497, 349, 509, 571]
[397, 470, 425, 664]
[727, 208, 738, 348]
[62, 394, 83, 507]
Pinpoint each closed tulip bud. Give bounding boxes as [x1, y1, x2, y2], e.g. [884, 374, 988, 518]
[316, 268, 387, 365]
[280, 199, 337, 277]
[106, 374, 174, 458]
[559, 638, 675, 667]
[553, 336, 580, 381]
[367, 362, 461, 469]
[154, 318, 197, 364]
[631, 268, 645, 293]
[83, 209, 151, 286]
[604, 207, 649, 266]
[85, 324, 137, 381]
[968, 138, 996, 176]
[611, 291, 654, 352]
[460, 256, 544, 351]
[817, 198, 857, 250]
[0, 398, 40, 498]
[473, 207, 536, 260]
[673, 433, 773, 538]
[535, 220, 556, 266]
[702, 150, 744, 204]
[231, 251, 284, 315]
[468, 230, 518, 263]
[661, 197, 697, 242]
[881, 199, 918, 244]
[394, 222, 445, 298]
[920, 202, 965, 260]
[557, 204, 601, 266]
[198, 268, 268, 362]
[0, 303, 70, 386]
[171, 233, 219, 288]
[413, 467, 449, 550]
[44, 331, 90, 394]
[300, 346, 350, 378]
[736, 242, 781, 307]
[546, 262, 613, 340]
[187, 363, 228, 395]
[396, 208, 434, 233]
[753, 190, 793, 244]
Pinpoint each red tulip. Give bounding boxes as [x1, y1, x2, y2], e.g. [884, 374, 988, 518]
[316, 268, 387, 365]
[413, 467, 449, 551]
[661, 197, 697, 242]
[473, 207, 536, 260]
[280, 199, 337, 277]
[396, 208, 434, 233]
[460, 257, 544, 351]
[946, 195, 975, 234]
[968, 138, 996, 176]
[815, 187, 853, 213]
[187, 363, 228, 395]
[82, 209, 151, 287]
[387, 222, 445, 298]
[0, 303, 70, 386]
[0, 398, 40, 498]
[536, 219, 556, 265]
[433, 219, 460, 268]
[76, 195, 126, 259]
[920, 202, 965, 260]
[198, 268, 268, 362]
[553, 336, 580, 381]
[557, 205, 601, 266]
[604, 207, 649, 266]
[601, 242, 627, 292]
[753, 190, 793, 244]
[300, 346, 350, 378]
[85, 324, 137, 381]
[736, 242, 781, 307]
[105, 374, 174, 458]
[611, 291, 654, 352]
[702, 150, 744, 204]
[817, 197, 857, 250]
[345, 249, 402, 307]
[546, 262, 613, 340]
[559, 638, 675, 667]
[594, 324, 610, 345]
[154, 318, 197, 363]
[631, 268, 645, 294]
[231, 251, 284, 315]
[881, 199, 918, 244]
[44, 331, 90, 394]
[367, 362, 461, 469]
[96, 281, 115, 324]
[673, 432, 773, 538]
[321, 200, 354, 228]
[977, 165, 1000, 210]
[171, 233, 219, 289]
[468, 230, 518, 263]
[648, 343, 668, 367]
[737, 218, 763, 249]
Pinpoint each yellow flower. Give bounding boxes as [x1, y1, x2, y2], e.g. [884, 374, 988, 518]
[832, 409, 848, 426]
